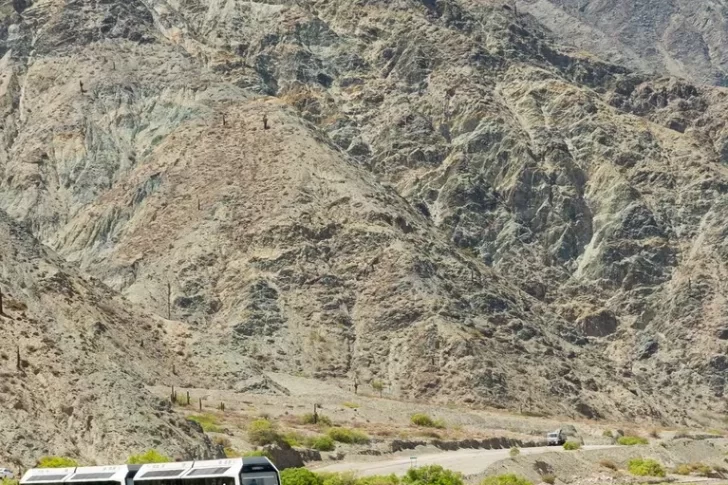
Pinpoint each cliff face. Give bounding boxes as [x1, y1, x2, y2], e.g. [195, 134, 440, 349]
[1, 0, 728, 461]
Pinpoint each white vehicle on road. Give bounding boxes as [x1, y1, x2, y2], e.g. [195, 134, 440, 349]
[133, 458, 279, 485]
[546, 430, 566, 446]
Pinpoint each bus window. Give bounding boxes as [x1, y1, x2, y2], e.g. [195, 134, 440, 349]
[241, 473, 278, 485]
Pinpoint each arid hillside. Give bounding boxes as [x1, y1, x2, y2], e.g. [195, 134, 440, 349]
[1, 0, 728, 464]
[0, 210, 216, 466]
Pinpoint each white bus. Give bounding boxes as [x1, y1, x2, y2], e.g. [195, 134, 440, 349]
[21, 466, 141, 485]
[133, 458, 280, 485]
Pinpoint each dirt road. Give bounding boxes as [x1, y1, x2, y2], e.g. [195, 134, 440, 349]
[311, 445, 617, 477]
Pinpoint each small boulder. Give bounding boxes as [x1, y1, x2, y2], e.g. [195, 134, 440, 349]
[577, 309, 619, 337]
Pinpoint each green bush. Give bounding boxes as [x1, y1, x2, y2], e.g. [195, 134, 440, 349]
[281, 468, 321, 485]
[187, 414, 223, 433]
[602, 430, 613, 438]
[300, 413, 333, 427]
[402, 465, 463, 485]
[127, 450, 170, 464]
[311, 436, 335, 452]
[327, 427, 370, 444]
[410, 414, 445, 429]
[319, 473, 358, 485]
[283, 431, 305, 448]
[480, 474, 533, 485]
[628, 459, 665, 477]
[357, 476, 400, 485]
[248, 419, 282, 445]
[617, 436, 648, 446]
[562, 441, 580, 450]
[37, 457, 79, 468]
[509, 447, 520, 457]
[1, 479, 19, 485]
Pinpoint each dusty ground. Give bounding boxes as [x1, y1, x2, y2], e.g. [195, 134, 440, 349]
[478, 439, 728, 484]
[311, 445, 616, 476]
[148, 373, 721, 462]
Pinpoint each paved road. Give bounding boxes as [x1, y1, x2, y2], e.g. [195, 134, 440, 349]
[311, 445, 616, 477]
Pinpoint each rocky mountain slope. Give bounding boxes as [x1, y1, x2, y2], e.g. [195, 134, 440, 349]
[0, 210, 216, 467]
[1, 0, 728, 461]
[515, 0, 728, 86]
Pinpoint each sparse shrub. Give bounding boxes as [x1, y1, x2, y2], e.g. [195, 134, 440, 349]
[694, 464, 713, 477]
[410, 414, 445, 429]
[416, 430, 443, 439]
[627, 458, 665, 477]
[509, 447, 520, 457]
[649, 429, 660, 439]
[311, 436, 335, 452]
[327, 427, 369, 444]
[243, 450, 273, 459]
[617, 436, 648, 446]
[224, 448, 242, 458]
[301, 413, 333, 427]
[674, 465, 691, 475]
[480, 474, 533, 485]
[1, 478, 19, 485]
[541, 475, 556, 485]
[280, 468, 321, 485]
[372, 380, 384, 397]
[213, 436, 232, 448]
[599, 460, 617, 471]
[127, 450, 171, 465]
[403, 465, 463, 485]
[343, 402, 359, 409]
[37, 457, 79, 468]
[187, 414, 223, 433]
[673, 430, 692, 439]
[248, 418, 282, 445]
[562, 441, 580, 451]
[602, 430, 613, 438]
[674, 463, 713, 477]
